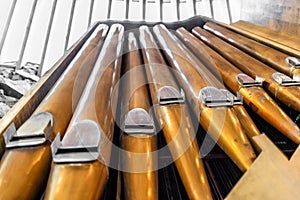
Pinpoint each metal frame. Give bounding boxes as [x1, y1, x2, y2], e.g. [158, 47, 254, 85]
[64, 0, 77, 52]
[0, 0, 17, 55]
[39, 0, 58, 77]
[0, 0, 233, 76]
[17, 0, 38, 70]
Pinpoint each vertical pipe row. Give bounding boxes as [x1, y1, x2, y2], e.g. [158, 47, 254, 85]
[107, 0, 113, 19]
[160, 0, 163, 21]
[88, 0, 95, 28]
[209, 0, 214, 19]
[193, 0, 197, 16]
[64, 0, 77, 52]
[0, 0, 17, 56]
[143, 0, 146, 20]
[16, 0, 38, 70]
[176, 0, 180, 20]
[226, 0, 232, 23]
[125, 0, 130, 19]
[39, 0, 58, 77]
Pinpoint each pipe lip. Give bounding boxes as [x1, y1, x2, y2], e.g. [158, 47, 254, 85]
[51, 120, 101, 163]
[236, 74, 264, 87]
[272, 72, 300, 86]
[286, 57, 300, 69]
[198, 86, 242, 107]
[158, 85, 185, 105]
[4, 112, 53, 148]
[124, 108, 155, 135]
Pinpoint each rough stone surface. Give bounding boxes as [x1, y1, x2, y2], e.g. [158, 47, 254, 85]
[0, 61, 39, 119]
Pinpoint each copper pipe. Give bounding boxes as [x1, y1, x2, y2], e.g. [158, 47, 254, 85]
[0, 24, 109, 200]
[204, 22, 300, 77]
[192, 27, 300, 113]
[175, 27, 300, 144]
[44, 24, 124, 200]
[153, 24, 256, 172]
[140, 25, 213, 200]
[120, 32, 158, 200]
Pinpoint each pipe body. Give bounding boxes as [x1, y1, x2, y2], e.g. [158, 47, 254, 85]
[153, 24, 256, 172]
[0, 25, 109, 200]
[44, 24, 124, 200]
[121, 32, 158, 200]
[140, 25, 213, 200]
[176, 27, 300, 144]
[192, 27, 300, 112]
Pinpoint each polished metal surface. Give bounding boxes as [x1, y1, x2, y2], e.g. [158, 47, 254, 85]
[0, 24, 109, 200]
[44, 24, 124, 199]
[175, 27, 300, 144]
[0, 18, 299, 199]
[154, 24, 256, 172]
[192, 26, 300, 112]
[140, 25, 212, 200]
[204, 22, 300, 77]
[120, 31, 158, 200]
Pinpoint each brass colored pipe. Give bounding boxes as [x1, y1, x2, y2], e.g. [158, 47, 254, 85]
[175, 27, 300, 144]
[231, 105, 261, 142]
[153, 24, 256, 172]
[122, 135, 157, 200]
[0, 24, 109, 200]
[174, 28, 260, 145]
[44, 24, 124, 200]
[192, 27, 300, 113]
[120, 32, 158, 200]
[139, 26, 212, 200]
[204, 22, 300, 77]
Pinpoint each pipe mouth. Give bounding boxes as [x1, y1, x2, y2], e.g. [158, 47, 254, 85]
[272, 72, 300, 86]
[124, 108, 155, 135]
[198, 86, 242, 107]
[51, 120, 101, 163]
[236, 74, 263, 87]
[4, 112, 53, 148]
[158, 85, 185, 105]
[286, 57, 300, 69]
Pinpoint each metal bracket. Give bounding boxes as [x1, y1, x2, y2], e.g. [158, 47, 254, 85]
[199, 86, 237, 107]
[51, 120, 101, 163]
[272, 72, 300, 86]
[236, 74, 263, 87]
[4, 112, 53, 148]
[124, 108, 155, 135]
[286, 57, 300, 69]
[158, 86, 185, 105]
[220, 89, 243, 105]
